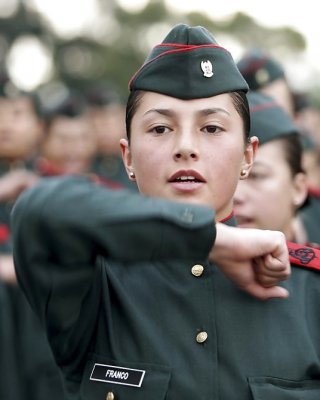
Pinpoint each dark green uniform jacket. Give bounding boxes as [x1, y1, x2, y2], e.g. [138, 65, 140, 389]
[11, 177, 320, 400]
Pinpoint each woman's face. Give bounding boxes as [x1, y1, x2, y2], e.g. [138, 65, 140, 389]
[234, 140, 307, 239]
[121, 92, 256, 220]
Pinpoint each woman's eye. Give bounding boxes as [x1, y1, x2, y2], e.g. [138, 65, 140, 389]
[13, 108, 24, 117]
[150, 125, 171, 134]
[249, 172, 266, 181]
[202, 125, 223, 135]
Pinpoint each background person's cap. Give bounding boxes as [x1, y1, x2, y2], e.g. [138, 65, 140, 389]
[237, 49, 285, 90]
[248, 90, 299, 144]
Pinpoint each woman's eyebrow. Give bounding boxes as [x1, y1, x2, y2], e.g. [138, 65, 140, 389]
[143, 108, 174, 117]
[198, 108, 230, 117]
[143, 107, 230, 117]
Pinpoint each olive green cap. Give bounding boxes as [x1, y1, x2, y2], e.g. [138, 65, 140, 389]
[237, 50, 285, 90]
[248, 91, 299, 144]
[129, 23, 248, 99]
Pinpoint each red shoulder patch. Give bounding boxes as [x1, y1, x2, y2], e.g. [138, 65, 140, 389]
[287, 242, 320, 272]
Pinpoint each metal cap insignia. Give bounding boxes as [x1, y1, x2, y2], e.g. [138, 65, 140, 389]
[200, 60, 214, 78]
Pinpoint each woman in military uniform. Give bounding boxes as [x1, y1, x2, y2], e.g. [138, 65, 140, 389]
[12, 24, 320, 400]
[234, 91, 309, 242]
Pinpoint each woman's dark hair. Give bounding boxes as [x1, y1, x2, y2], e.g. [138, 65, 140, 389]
[125, 90, 145, 143]
[43, 89, 88, 133]
[126, 90, 250, 143]
[277, 132, 307, 210]
[229, 91, 250, 141]
[278, 133, 305, 176]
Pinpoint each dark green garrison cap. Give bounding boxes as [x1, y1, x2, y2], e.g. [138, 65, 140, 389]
[237, 50, 285, 90]
[248, 91, 299, 144]
[129, 23, 248, 99]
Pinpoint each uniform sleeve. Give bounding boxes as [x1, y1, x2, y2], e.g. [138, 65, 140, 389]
[11, 176, 215, 339]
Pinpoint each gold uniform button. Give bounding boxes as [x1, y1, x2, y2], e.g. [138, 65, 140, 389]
[106, 392, 115, 400]
[196, 331, 208, 343]
[191, 264, 204, 277]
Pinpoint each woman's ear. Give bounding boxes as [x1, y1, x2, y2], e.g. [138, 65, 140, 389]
[292, 172, 308, 209]
[240, 136, 259, 178]
[120, 138, 134, 180]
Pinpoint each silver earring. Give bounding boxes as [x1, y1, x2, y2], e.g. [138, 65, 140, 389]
[240, 169, 247, 178]
[129, 171, 135, 179]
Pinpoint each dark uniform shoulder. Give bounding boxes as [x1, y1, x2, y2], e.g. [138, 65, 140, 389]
[287, 241, 320, 272]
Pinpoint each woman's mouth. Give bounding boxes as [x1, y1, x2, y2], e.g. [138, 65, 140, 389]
[169, 170, 205, 192]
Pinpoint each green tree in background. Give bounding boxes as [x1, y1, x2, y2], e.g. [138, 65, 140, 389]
[0, 0, 307, 100]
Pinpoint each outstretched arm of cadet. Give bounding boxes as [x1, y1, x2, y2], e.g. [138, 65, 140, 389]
[11, 176, 290, 323]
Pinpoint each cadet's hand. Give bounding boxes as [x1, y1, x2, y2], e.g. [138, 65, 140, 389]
[0, 254, 17, 285]
[0, 169, 40, 202]
[209, 224, 290, 300]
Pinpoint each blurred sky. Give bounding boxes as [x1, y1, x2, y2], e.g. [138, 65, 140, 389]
[127, 0, 320, 72]
[6, 0, 320, 91]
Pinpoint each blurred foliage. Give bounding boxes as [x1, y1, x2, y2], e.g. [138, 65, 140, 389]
[0, 0, 308, 100]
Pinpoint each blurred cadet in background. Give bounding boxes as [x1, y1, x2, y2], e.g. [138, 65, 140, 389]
[84, 81, 137, 190]
[237, 49, 295, 118]
[295, 93, 320, 150]
[294, 92, 320, 188]
[0, 73, 42, 211]
[293, 92, 317, 181]
[291, 91, 320, 244]
[0, 74, 66, 399]
[35, 81, 124, 194]
[234, 91, 308, 242]
[0, 72, 42, 282]
[238, 52, 320, 244]
[36, 84, 97, 177]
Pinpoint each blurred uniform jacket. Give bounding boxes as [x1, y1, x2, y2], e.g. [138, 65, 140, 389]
[0, 162, 66, 399]
[11, 176, 320, 400]
[90, 154, 138, 191]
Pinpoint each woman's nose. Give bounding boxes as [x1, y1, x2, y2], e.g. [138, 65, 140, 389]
[234, 180, 247, 205]
[173, 131, 199, 161]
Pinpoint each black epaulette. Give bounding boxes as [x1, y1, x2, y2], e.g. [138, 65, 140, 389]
[287, 242, 320, 272]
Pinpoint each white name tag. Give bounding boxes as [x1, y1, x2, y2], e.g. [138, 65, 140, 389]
[90, 363, 146, 387]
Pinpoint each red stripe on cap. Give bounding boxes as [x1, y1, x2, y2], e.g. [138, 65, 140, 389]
[155, 43, 228, 51]
[240, 57, 268, 74]
[250, 102, 277, 113]
[287, 241, 320, 272]
[128, 44, 229, 90]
